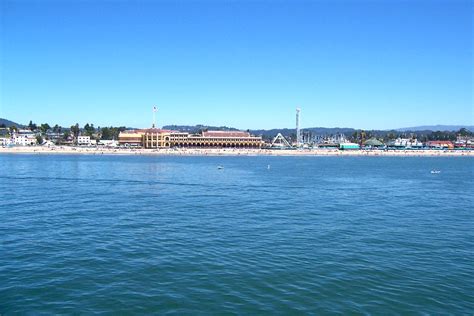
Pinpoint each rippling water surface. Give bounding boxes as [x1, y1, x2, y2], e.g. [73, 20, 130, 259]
[0, 154, 473, 313]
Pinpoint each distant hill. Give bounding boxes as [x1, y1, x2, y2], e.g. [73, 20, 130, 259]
[2, 119, 472, 136]
[0, 118, 23, 128]
[162, 124, 356, 138]
[396, 125, 474, 132]
[161, 124, 473, 139]
[162, 124, 239, 133]
[250, 127, 355, 138]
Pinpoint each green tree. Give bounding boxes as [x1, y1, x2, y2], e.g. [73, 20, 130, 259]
[351, 130, 366, 144]
[36, 135, 43, 144]
[360, 130, 367, 144]
[84, 123, 95, 137]
[63, 131, 71, 140]
[70, 123, 80, 144]
[28, 120, 37, 131]
[99, 126, 126, 140]
[101, 127, 111, 140]
[458, 128, 472, 137]
[70, 123, 80, 137]
[39, 123, 51, 135]
[428, 130, 456, 141]
[388, 132, 396, 139]
[351, 131, 358, 142]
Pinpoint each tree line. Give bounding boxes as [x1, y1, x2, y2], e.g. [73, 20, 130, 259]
[348, 128, 472, 144]
[2, 120, 472, 144]
[2, 121, 127, 143]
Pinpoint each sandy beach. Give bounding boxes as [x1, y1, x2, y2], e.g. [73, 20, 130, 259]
[0, 146, 472, 157]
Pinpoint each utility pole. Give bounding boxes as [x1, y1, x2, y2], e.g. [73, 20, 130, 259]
[152, 106, 158, 128]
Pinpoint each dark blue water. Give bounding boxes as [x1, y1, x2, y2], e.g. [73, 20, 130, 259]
[1, 154, 473, 314]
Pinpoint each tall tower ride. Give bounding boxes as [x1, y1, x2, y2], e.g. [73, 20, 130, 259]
[296, 107, 301, 147]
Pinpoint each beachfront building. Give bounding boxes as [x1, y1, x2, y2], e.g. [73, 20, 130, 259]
[387, 138, 423, 149]
[142, 128, 176, 148]
[14, 135, 37, 146]
[426, 140, 454, 149]
[13, 130, 37, 146]
[118, 129, 147, 147]
[97, 140, 118, 147]
[454, 135, 473, 149]
[145, 130, 263, 148]
[119, 129, 264, 148]
[339, 142, 360, 150]
[0, 137, 12, 146]
[363, 138, 385, 148]
[77, 135, 92, 146]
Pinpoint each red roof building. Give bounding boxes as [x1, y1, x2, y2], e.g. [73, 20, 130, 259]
[202, 131, 251, 138]
[426, 140, 454, 149]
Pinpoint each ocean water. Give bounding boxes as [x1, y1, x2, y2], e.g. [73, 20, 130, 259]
[0, 154, 473, 314]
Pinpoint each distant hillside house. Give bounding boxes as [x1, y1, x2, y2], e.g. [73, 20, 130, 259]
[46, 132, 64, 141]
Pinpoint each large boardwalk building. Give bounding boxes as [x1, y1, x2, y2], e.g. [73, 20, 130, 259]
[119, 129, 263, 148]
[117, 130, 146, 147]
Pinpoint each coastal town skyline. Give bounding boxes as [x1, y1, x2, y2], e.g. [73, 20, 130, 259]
[1, 115, 473, 134]
[1, 0, 472, 130]
[1, 2, 473, 313]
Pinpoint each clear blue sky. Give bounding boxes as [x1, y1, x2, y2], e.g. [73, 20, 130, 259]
[1, 0, 472, 130]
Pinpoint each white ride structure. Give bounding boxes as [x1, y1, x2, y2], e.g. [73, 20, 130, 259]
[270, 133, 292, 148]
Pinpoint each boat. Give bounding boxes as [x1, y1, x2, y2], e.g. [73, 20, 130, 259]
[430, 170, 441, 174]
[217, 166, 224, 170]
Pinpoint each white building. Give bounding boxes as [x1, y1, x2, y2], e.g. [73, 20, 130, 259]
[77, 135, 92, 146]
[14, 135, 37, 146]
[14, 130, 37, 146]
[0, 137, 12, 146]
[97, 139, 118, 147]
[42, 140, 55, 147]
[389, 138, 423, 148]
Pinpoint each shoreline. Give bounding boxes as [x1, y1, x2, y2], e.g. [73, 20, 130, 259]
[0, 146, 472, 157]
